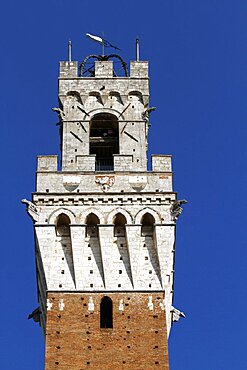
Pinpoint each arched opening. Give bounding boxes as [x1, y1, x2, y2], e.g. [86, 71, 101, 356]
[55, 213, 75, 287]
[86, 213, 100, 237]
[128, 91, 144, 104]
[141, 213, 155, 236]
[56, 213, 71, 236]
[113, 213, 127, 237]
[66, 90, 82, 102]
[90, 113, 119, 171]
[100, 296, 113, 328]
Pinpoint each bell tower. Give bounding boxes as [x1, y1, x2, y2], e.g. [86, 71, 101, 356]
[23, 50, 185, 369]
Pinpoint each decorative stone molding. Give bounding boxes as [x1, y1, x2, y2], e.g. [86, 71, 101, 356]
[48, 208, 76, 224]
[88, 297, 94, 311]
[59, 299, 65, 311]
[119, 299, 124, 311]
[46, 299, 52, 311]
[159, 299, 166, 311]
[148, 296, 154, 310]
[80, 207, 105, 224]
[135, 207, 161, 224]
[34, 194, 175, 207]
[106, 207, 133, 224]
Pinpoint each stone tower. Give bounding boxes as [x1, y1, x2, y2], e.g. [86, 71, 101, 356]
[23, 51, 185, 369]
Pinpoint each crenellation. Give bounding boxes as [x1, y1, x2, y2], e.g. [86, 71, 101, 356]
[152, 155, 172, 172]
[59, 61, 78, 78]
[95, 61, 113, 78]
[130, 61, 149, 78]
[37, 155, 58, 172]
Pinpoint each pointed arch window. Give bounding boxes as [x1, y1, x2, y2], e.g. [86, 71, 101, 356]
[55, 213, 71, 236]
[86, 213, 100, 237]
[141, 213, 155, 236]
[113, 213, 127, 237]
[100, 296, 113, 329]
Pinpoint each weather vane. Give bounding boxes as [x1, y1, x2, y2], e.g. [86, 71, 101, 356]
[86, 32, 120, 56]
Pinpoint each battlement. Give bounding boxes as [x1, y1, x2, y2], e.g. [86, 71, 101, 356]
[59, 60, 149, 79]
[36, 154, 172, 174]
[37, 155, 58, 171]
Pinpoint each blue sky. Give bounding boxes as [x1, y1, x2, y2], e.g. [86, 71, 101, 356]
[0, 0, 246, 369]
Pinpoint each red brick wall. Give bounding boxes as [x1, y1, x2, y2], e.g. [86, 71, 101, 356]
[45, 292, 170, 370]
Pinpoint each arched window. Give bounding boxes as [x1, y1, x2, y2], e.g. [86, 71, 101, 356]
[56, 213, 71, 236]
[86, 213, 100, 237]
[90, 113, 119, 171]
[100, 296, 113, 328]
[141, 213, 155, 236]
[113, 213, 127, 237]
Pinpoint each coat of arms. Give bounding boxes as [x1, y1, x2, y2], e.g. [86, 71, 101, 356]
[95, 175, 115, 192]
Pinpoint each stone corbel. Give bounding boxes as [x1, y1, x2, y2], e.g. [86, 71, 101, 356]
[142, 106, 156, 123]
[52, 107, 65, 125]
[21, 198, 40, 222]
[170, 199, 188, 221]
[171, 306, 186, 322]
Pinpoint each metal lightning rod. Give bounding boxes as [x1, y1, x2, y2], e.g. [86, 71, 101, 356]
[102, 31, 105, 56]
[136, 37, 140, 61]
[68, 39, 72, 62]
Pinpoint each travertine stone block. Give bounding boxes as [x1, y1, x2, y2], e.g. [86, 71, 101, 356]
[152, 155, 172, 172]
[95, 61, 113, 78]
[130, 61, 149, 78]
[37, 156, 58, 172]
[59, 61, 78, 78]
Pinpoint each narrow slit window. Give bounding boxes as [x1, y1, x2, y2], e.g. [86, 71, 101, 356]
[100, 296, 113, 329]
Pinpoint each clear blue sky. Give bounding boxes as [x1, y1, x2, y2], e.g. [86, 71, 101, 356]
[0, 1, 246, 369]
